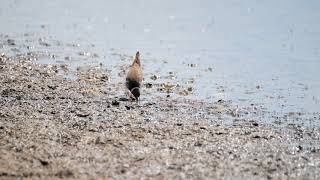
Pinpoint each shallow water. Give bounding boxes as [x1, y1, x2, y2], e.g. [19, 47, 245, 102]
[1, 0, 320, 127]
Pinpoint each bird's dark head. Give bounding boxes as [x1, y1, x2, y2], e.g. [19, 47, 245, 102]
[131, 87, 140, 100]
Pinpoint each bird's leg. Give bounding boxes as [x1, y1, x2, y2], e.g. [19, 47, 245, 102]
[126, 89, 135, 101]
[131, 93, 137, 101]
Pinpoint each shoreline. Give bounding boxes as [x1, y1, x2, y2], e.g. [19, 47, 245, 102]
[0, 52, 320, 179]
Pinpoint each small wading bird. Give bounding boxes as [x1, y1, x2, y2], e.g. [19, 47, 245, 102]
[126, 51, 143, 102]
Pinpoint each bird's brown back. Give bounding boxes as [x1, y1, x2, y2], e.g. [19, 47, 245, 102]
[126, 51, 143, 83]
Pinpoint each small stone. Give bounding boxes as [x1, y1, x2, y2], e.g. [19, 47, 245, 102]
[56, 169, 73, 178]
[39, 159, 49, 166]
[120, 169, 126, 174]
[76, 113, 89, 118]
[119, 97, 128, 101]
[7, 39, 15, 46]
[188, 63, 198, 67]
[217, 99, 224, 103]
[40, 42, 50, 47]
[100, 75, 109, 82]
[188, 63, 197, 67]
[252, 135, 261, 139]
[112, 100, 120, 106]
[150, 75, 160, 80]
[145, 83, 152, 88]
[79, 51, 91, 56]
[144, 118, 151, 122]
[179, 90, 189, 96]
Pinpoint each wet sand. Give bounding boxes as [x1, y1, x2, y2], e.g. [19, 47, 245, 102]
[1, 43, 320, 179]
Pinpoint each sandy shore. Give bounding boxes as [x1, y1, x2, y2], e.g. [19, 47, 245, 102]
[0, 51, 320, 179]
